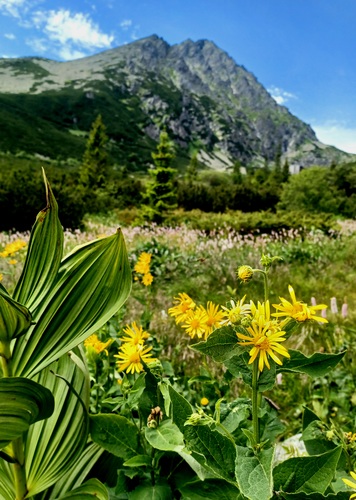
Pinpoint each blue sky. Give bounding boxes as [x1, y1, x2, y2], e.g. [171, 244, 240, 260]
[1, 0, 356, 153]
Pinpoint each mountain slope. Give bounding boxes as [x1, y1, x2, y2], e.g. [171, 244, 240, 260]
[0, 35, 353, 170]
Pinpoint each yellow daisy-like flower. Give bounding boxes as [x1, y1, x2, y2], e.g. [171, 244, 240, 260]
[168, 292, 196, 324]
[237, 313, 290, 372]
[272, 285, 328, 323]
[121, 321, 150, 346]
[115, 343, 156, 374]
[342, 470, 356, 499]
[181, 307, 208, 340]
[237, 265, 254, 283]
[134, 252, 152, 275]
[0, 239, 27, 258]
[201, 301, 225, 336]
[200, 397, 209, 406]
[142, 273, 154, 286]
[221, 295, 251, 325]
[84, 334, 112, 355]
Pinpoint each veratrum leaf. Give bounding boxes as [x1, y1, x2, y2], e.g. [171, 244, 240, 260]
[54, 478, 108, 500]
[0, 287, 32, 341]
[24, 349, 90, 497]
[273, 446, 342, 494]
[190, 326, 243, 363]
[11, 229, 132, 377]
[0, 377, 54, 449]
[279, 350, 346, 377]
[235, 446, 274, 500]
[89, 414, 140, 460]
[13, 169, 63, 313]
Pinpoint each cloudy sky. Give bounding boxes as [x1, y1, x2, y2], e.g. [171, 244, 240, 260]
[1, 0, 356, 153]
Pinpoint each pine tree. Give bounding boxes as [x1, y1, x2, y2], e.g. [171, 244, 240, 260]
[79, 115, 109, 189]
[186, 152, 199, 181]
[143, 131, 177, 222]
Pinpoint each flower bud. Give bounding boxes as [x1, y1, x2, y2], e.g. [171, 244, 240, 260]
[237, 265, 254, 284]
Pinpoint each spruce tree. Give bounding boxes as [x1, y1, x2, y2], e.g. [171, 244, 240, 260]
[79, 115, 109, 189]
[143, 131, 177, 222]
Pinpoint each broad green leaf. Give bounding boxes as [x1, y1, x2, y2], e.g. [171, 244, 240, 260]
[302, 421, 337, 456]
[123, 455, 152, 467]
[44, 443, 104, 500]
[225, 353, 276, 391]
[145, 419, 185, 452]
[177, 450, 217, 481]
[54, 478, 108, 499]
[179, 479, 242, 499]
[184, 425, 237, 483]
[127, 372, 146, 409]
[168, 385, 193, 432]
[277, 491, 350, 499]
[190, 326, 243, 363]
[13, 169, 63, 313]
[0, 287, 31, 341]
[0, 377, 54, 449]
[302, 406, 320, 431]
[90, 414, 139, 460]
[12, 229, 132, 377]
[279, 350, 346, 377]
[138, 362, 161, 420]
[273, 446, 342, 494]
[235, 446, 274, 500]
[128, 482, 172, 500]
[24, 349, 90, 496]
[0, 459, 15, 500]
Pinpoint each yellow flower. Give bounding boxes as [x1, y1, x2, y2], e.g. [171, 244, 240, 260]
[343, 470, 356, 499]
[0, 273, 3, 282]
[8, 259, 17, 265]
[168, 292, 196, 324]
[0, 239, 27, 258]
[200, 397, 209, 406]
[84, 334, 112, 355]
[121, 321, 149, 346]
[237, 265, 254, 283]
[237, 311, 290, 372]
[201, 301, 225, 336]
[142, 273, 154, 286]
[221, 296, 251, 325]
[272, 285, 328, 323]
[134, 252, 152, 275]
[115, 343, 156, 374]
[181, 307, 208, 340]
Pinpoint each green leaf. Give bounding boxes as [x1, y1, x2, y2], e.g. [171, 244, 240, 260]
[13, 169, 64, 313]
[145, 419, 184, 452]
[277, 491, 350, 499]
[123, 455, 152, 467]
[168, 385, 193, 433]
[127, 372, 146, 410]
[55, 478, 109, 499]
[12, 229, 132, 377]
[279, 350, 346, 377]
[0, 287, 32, 341]
[190, 326, 243, 363]
[89, 414, 139, 460]
[273, 446, 342, 494]
[302, 421, 337, 456]
[128, 482, 172, 500]
[302, 406, 321, 431]
[225, 353, 276, 391]
[179, 479, 242, 499]
[23, 349, 90, 496]
[0, 377, 54, 449]
[235, 446, 274, 500]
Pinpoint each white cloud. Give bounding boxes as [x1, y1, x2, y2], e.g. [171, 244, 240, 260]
[4, 33, 16, 40]
[268, 85, 297, 105]
[26, 36, 47, 54]
[313, 122, 356, 154]
[0, 0, 26, 18]
[120, 19, 132, 30]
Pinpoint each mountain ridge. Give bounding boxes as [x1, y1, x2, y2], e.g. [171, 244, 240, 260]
[0, 34, 353, 170]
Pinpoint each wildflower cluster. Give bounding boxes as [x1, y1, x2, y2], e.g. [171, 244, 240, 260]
[84, 334, 112, 357]
[134, 252, 153, 286]
[168, 293, 225, 340]
[0, 238, 27, 258]
[114, 321, 156, 374]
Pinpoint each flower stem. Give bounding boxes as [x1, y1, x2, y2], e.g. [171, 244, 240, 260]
[252, 359, 260, 446]
[12, 437, 27, 500]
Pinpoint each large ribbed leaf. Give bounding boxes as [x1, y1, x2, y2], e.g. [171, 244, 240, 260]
[0, 378, 54, 450]
[54, 478, 108, 500]
[11, 229, 132, 377]
[24, 349, 90, 497]
[0, 288, 32, 341]
[13, 169, 63, 313]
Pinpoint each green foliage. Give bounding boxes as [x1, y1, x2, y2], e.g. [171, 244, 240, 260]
[79, 115, 109, 189]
